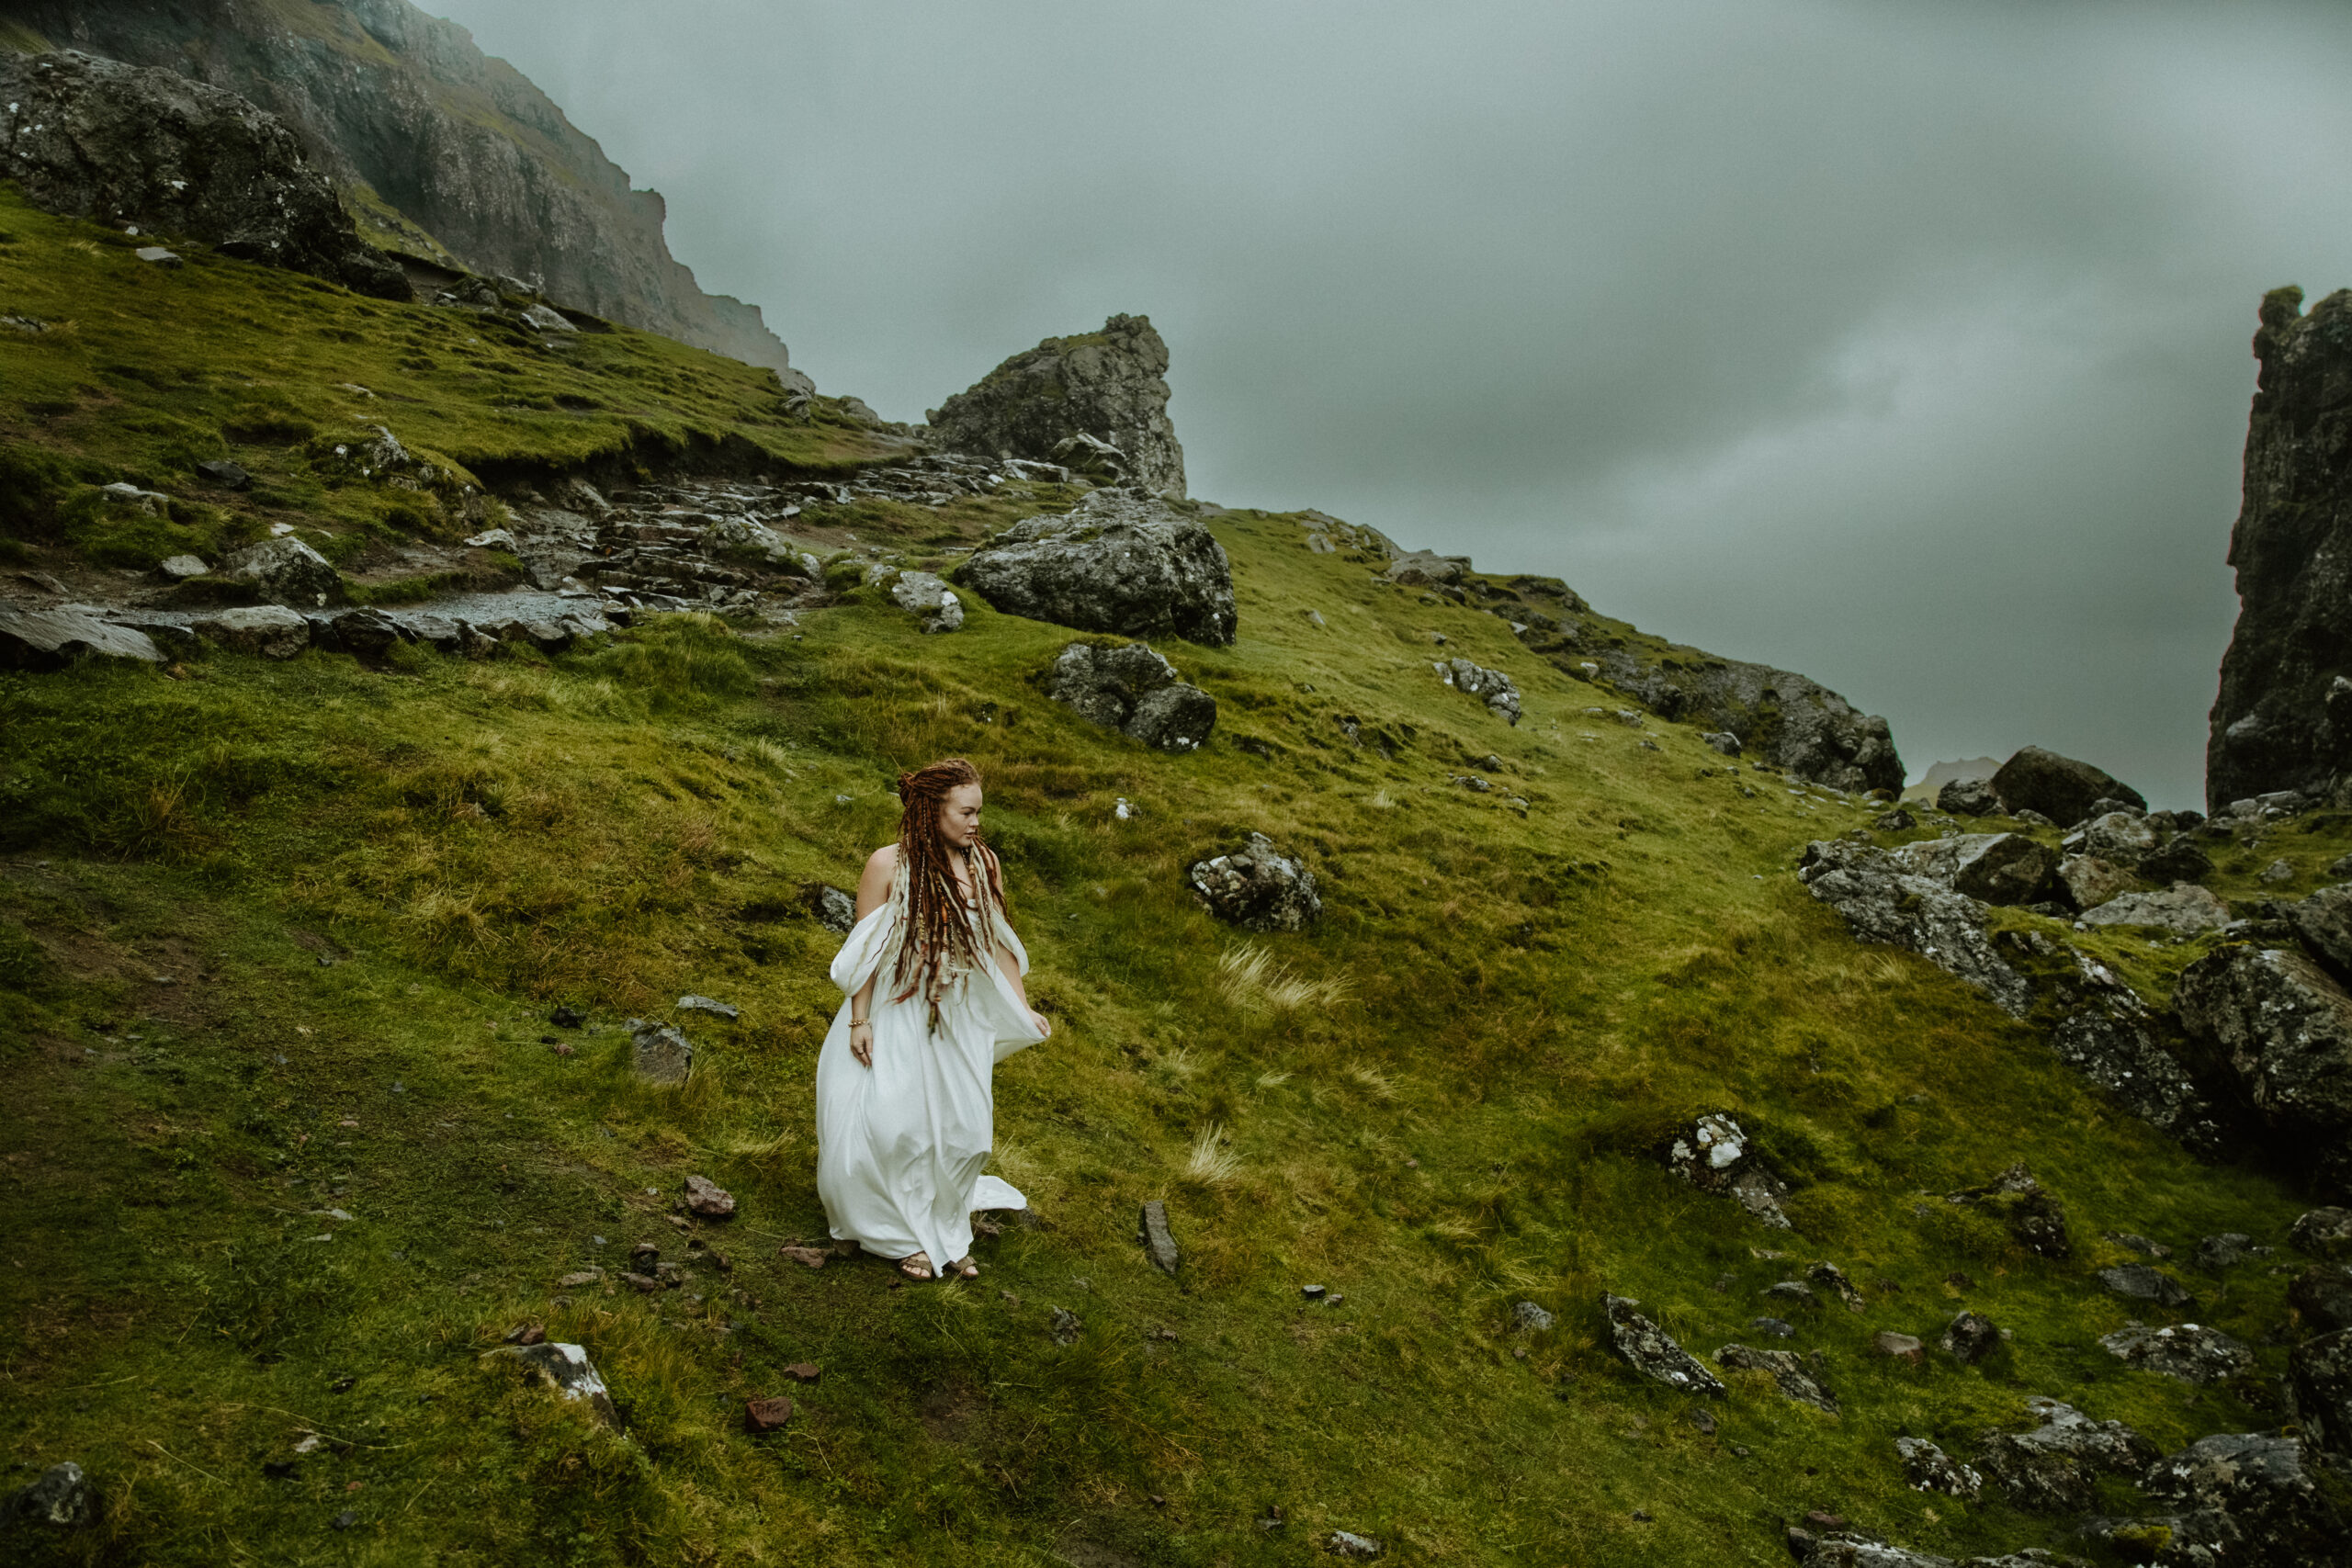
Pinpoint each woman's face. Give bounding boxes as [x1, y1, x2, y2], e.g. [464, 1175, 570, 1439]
[939, 783, 983, 848]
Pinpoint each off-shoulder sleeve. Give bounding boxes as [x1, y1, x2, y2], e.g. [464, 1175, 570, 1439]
[994, 917, 1030, 976]
[829, 903, 897, 997]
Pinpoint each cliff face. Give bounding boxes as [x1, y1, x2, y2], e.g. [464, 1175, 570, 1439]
[2208, 286, 2352, 808]
[7, 0, 806, 386]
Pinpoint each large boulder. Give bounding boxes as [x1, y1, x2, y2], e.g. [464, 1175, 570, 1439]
[1797, 840, 2031, 1016]
[1600, 1294, 1724, 1396]
[1988, 746, 2146, 827]
[0, 51, 406, 298]
[2139, 1433, 2338, 1565]
[192, 604, 309, 659]
[224, 536, 342, 606]
[928, 314, 1186, 496]
[1976, 1396, 2155, 1513]
[1187, 833, 1319, 931]
[888, 570, 964, 634]
[2207, 287, 2352, 807]
[1589, 650, 1901, 794]
[2076, 884, 2230, 936]
[1938, 776, 2001, 817]
[1885, 833, 2053, 906]
[2289, 1329, 2352, 1462]
[2056, 854, 2135, 912]
[1661, 1112, 1790, 1228]
[2177, 945, 2352, 1193]
[958, 489, 1234, 645]
[2290, 1264, 2352, 1333]
[2290, 884, 2352, 985]
[0, 605, 164, 671]
[2098, 1321, 2254, 1383]
[1045, 641, 1216, 753]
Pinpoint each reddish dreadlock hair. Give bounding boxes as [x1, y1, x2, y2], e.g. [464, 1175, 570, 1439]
[888, 757, 1003, 1011]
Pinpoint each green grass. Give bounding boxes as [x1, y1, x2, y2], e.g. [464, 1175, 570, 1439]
[2, 501, 2338, 1564]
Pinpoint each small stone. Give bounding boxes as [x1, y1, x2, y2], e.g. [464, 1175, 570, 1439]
[1940, 1311, 1999, 1365]
[2194, 1232, 2257, 1270]
[503, 1321, 547, 1347]
[2292, 1208, 2352, 1258]
[683, 1175, 736, 1219]
[2098, 1320, 2254, 1383]
[784, 1363, 820, 1382]
[744, 1395, 794, 1433]
[1137, 1199, 1180, 1275]
[1748, 1317, 1796, 1338]
[628, 1019, 693, 1086]
[195, 457, 253, 491]
[6, 1461, 95, 1529]
[134, 245, 183, 267]
[555, 1270, 601, 1289]
[549, 1005, 586, 1028]
[677, 995, 739, 1021]
[1049, 1307, 1082, 1345]
[333, 1508, 358, 1529]
[2097, 1264, 2193, 1307]
[2103, 1231, 2171, 1258]
[1870, 1331, 1925, 1363]
[1602, 1293, 1726, 1395]
[1894, 1435, 1983, 1499]
[482, 1341, 619, 1427]
[159, 553, 209, 579]
[2261, 858, 2297, 886]
[1301, 1283, 1329, 1302]
[778, 1246, 827, 1269]
[1326, 1529, 1384, 1558]
[1760, 1280, 1819, 1310]
[622, 1272, 661, 1292]
[1511, 1300, 1556, 1334]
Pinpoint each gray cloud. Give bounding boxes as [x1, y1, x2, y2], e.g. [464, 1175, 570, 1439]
[433, 0, 2352, 806]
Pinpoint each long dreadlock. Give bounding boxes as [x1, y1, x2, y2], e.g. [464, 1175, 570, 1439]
[888, 757, 1004, 1027]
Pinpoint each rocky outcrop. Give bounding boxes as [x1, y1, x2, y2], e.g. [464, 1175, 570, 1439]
[1436, 658, 1521, 726]
[11, 0, 803, 378]
[1045, 641, 1216, 753]
[2176, 945, 2352, 1196]
[2076, 884, 2230, 936]
[929, 315, 1184, 496]
[1797, 840, 2031, 1015]
[0, 604, 164, 670]
[1661, 1112, 1790, 1228]
[1587, 649, 1900, 793]
[2098, 1321, 2254, 1383]
[2204, 287, 2352, 807]
[1883, 833, 2052, 906]
[1713, 1343, 1838, 1413]
[0, 51, 405, 298]
[1187, 833, 1320, 931]
[1976, 1397, 2154, 1513]
[2290, 885, 2352, 986]
[2290, 1330, 2352, 1462]
[1600, 1294, 1724, 1396]
[958, 490, 1234, 645]
[1988, 746, 2145, 827]
[2139, 1433, 2337, 1564]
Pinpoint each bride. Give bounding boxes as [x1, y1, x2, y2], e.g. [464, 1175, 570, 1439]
[815, 757, 1052, 1280]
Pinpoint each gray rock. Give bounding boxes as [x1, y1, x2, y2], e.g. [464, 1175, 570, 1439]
[888, 570, 964, 634]
[807, 884, 856, 935]
[1137, 1200, 1179, 1275]
[1871, 1331, 1926, 1362]
[1662, 1111, 1791, 1228]
[2048, 999, 2222, 1154]
[2261, 858, 2299, 886]
[2078, 884, 2230, 935]
[1510, 1300, 1555, 1334]
[0, 51, 407, 297]
[1049, 431, 1127, 481]
[701, 516, 819, 579]
[678, 996, 738, 1021]
[1702, 730, 1741, 756]
[1808, 1260, 1867, 1312]
[324, 607, 409, 659]
[1873, 807, 1915, 832]
[1977, 1396, 2156, 1512]
[2294, 1207, 2352, 1258]
[1895, 1437, 1984, 1500]
[1989, 746, 2146, 827]
[2140, 1433, 2337, 1566]
[1712, 1343, 1838, 1413]
[1439, 657, 1521, 726]
[2291, 1264, 2352, 1333]
[1886, 832, 2054, 905]
[1749, 1316, 1796, 1337]
[5, 1461, 95, 1529]
[517, 302, 575, 333]
[1576, 642, 1902, 792]
[195, 457, 252, 491]
[1792, 1536, 1958, 1568]
[960, 489, 1234, 645]
[2098, 1321, 2253, 1383]
[1761, 1280, 1819, 1310]
[482, 1341, 619, 1427]
[2193, 1233, 2257, 1270]
[2056, 854, 2134, 912]
[2289, 1329, 2352, 1463]
[0, 604, 164, 670]
[2097, 1264, 2194, 1308]
[1797, 840, 2032, 1016]
[1946, 1164, 2072, 1259]
[1326, 1530, 1384, 1560]
[1049, 1306, 1081, 1346]
[193, 604, 310, 659]
[2105, 1231, 2171, 1258]
[2177, 945, 2352, 1192]
[929, 314, 1185, 496]
[1045, 641, 1216, 753]
[159, 552, 211, 579]
[682, 1174, 734, 1218]
[2290, 884, 2352, 986]
[1939, 776, 2002, 816]
[1383, 549, 1470, 588]
[1601, 1294, 1724, 1395]
[224, 536, 341, 605]
[1187, 832, 1320, 931]
[628, 1019, 693, 1086]
[1941, 1311, 2000, 1365]
[2081, 811, 2158, 863]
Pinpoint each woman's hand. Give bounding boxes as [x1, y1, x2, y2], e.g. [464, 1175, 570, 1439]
[1028, 1009, 1053, 1039]
[850, 1020, 876, 1068]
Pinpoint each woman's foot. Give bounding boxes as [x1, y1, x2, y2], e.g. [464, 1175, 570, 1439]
[898, 1251, 933, 1280]
[950, 1256, 978, 1279]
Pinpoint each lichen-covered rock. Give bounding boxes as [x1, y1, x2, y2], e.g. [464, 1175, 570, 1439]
[0, 605, 164, 671]
[1662, 1112, 1790, 1228]
[1798, 840, 2031, 1016]
[482, 1340, 620, 1427]
[1895, 1437, 1984, 1499]
[2047, 997, 2222, 1155]
[1713, 1343, 1838, 1413]
[1600, 1294, 1724, 1395]
[2080, 811, 2158, 863]
[628, 1018, 693, 1086]
[2290, 885, 2352, 986]
[2139, 1433, 2338, 1567]
[1187, 833, 1319, 931]
[4, 1461, 95, 1529]
[2289, 1329, 2352, 1463]
[2177, 945, 2352, 1194]
[1045, 641, 1216, 752]
[2098, 1321, 2254, 1384]
[959, 489, 1233, 645]
[1989, 746, 2146, 827]
[0, 51, 407, 298]
[2290, 1264, 2352, 1333]
[193, 604, 310, 659]
[2098, 1264, 2195, 1308]
[1437, 658, 1521, 726]
[224, 536, 342, 605]
[888, 570, 964, 634]
[1939, 776, 2002, 816]
[2057, 855, 2135, 912]
[1886, 833, 2054, 906]
[1977, 1396, 2156, 1513]
[929, 314, 1185, 496]
[1941, 1312, 2000, 1365]
[1589, 649, 1901, 793]
[2077, 884, 2230, 936]
[2294, 1207, 2352, 1258]
[1946, 1164, 2072, 1258]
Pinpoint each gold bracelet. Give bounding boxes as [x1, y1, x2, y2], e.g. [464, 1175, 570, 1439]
[851, 1016, 868, 1027]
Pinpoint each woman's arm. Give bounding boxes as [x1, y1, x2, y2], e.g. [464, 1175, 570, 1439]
[996, 940, 1051, 1037]
[847, 846, 896, 1067]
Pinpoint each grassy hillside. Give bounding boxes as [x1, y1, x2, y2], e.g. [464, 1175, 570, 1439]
[2, 200, 2342, 1567]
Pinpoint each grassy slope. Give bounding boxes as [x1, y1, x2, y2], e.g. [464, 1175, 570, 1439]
[2, 211, 2345, 1568]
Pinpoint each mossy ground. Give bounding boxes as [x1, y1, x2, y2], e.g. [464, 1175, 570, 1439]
[2, 189, 2346, 1568]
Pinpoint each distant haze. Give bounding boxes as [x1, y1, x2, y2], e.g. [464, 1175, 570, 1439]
[426, 0, 2352, 808]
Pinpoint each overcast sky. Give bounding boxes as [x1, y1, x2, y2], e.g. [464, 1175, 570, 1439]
[431, 0, 2352, 808]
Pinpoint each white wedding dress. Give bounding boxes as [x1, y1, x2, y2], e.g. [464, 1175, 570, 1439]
[815, 857, 1046, 1268]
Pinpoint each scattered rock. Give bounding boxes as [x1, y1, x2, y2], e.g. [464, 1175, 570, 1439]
[322, 607, 409, 660]
[1602, 1294, 1724, 1395]
[628, 1019, 693, 1086]
[888, 570, 965, 633]
[1749, 1317, 1796, 1338]
[804, 883, 857, 935]
[1871, 1331, 1925, 1364]
[2098, 1321, 2254, 1383]
[1436, 657, 1522, 726]
[784, 1363, 820, 1382]
[1049, 1307, 1082, 1346]
[1989, 746, 2147, 827]
[2080, 811, 2158, 863]
[929, 313, 1186, 496]
[1325, 1530, 1384, 1560]
[1045, 640, 1216, 752]
[1661, 1111, 1792, 1228]
[960, 488, 1232, 644]
[194, 604, 310, 659]
[549, 1005, 586, 1029]
[503, 1321, 547, 1347]
[1713, 1343, 1838, 1413]
[2290, 1329, 2352, 1462]
[4, 1461, 95, 1529]
[1808, 1261, 1867, 1313]
[2140, 1432, 2338, 1566]
[1873, 807, 1915, 832]
[2097, 1265, 2194, 1308]
[223, 536, 342, 605]
[2193, 1232, 2258, 1270]
[1511, 1301, 1556, 1334]
[158, 553, 211, 580]
[482, 1341, 619, 1427]
[677, 995, 738, 1021]
[743, 1394, 794, 1432]
[2290, 1264, 2352, 1332]
[2262, 858, 2299, 885]
[196, 457, 253, 491]
[2105, 1231, 2171, 1258]
[1761, 1281, 1820, 1311]
[1797, 840, 2031, 1016]
[2046, 1001, 2222, 1154]
[1702, 731, 1742, 756]
[1886, 832, 2054, 906]
[2177, 945, 2352, 1194]
[1941, 1312, 2000, 1365]
[777, 1246, 827, 1269]
[1187, 832, 1321, 931]
[683, 1175, 735, 1219]
[2056, 855, 2135, 912]
[0, 604, 164, 670]
[1977, 1396, 2155, 1512]
[1137, 1200, 1179, 1275]
[2077, 883, 2230, 935]
[1895, 1437, 1984, 1500]
[554, 1270, 601, 1289]
[1383, 549, 1469, 588]
[1946, 1164, 2072, 1259]
[1939, 776, 2003, 817]
[2290, 884, 2352, 986]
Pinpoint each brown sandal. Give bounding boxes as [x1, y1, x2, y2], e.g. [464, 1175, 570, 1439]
[950, 1256, 978, 1279]
[899, 1251, 934, 1280]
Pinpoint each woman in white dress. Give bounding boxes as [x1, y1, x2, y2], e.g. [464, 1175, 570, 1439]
[815, 757, 1052, 1280]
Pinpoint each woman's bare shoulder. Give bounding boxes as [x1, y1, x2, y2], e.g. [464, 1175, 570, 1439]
[865, 844, 899, 874]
